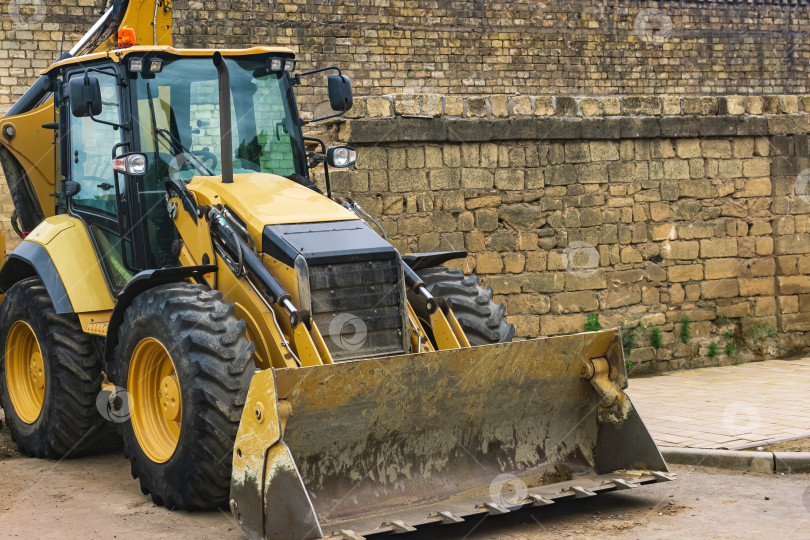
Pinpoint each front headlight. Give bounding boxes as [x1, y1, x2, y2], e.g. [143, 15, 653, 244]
[112, 153, 148, 175]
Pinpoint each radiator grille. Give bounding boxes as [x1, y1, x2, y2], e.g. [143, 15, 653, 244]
[308, 257, 406, 362]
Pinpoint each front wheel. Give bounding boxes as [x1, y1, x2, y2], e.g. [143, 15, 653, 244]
[110, 283, 254, 509]
[409, 266, 515, 347]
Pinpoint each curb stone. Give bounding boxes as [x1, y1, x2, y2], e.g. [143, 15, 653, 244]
[661, 447, 810, 474]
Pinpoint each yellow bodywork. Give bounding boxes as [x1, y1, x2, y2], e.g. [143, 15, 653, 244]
[41, 45, 296, 76]
[188, 173, 356, 238]
[24, 215, 115, 314]
[0, 102, 57, 218]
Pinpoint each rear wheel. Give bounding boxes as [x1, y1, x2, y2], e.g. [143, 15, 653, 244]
[409, 267, 515, 346]
[0, 277, 108, 458]
[110, 283, 254, 509]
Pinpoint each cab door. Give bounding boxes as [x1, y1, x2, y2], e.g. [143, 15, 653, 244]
[65, 68, 135, 290]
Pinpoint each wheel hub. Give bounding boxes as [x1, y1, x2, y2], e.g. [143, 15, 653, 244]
[5, 321, 45, 424]
[129, 337, 182, 463]
[29, 352, 45, 389]
[160, 374, 181, 422]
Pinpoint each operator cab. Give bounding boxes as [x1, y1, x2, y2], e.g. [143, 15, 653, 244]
[52, 46, 354, 292]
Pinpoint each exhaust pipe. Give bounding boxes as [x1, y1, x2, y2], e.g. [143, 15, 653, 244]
[212, 52, 234, 184]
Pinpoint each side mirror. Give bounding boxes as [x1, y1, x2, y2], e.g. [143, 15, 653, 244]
[69, 76, 102, 118]
[327, 74, 353, 112]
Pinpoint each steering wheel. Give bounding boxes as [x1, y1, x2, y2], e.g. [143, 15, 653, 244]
[168, 151, 216, 182]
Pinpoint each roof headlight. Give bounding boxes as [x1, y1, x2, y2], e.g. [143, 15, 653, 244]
[129, 58, 143, 72]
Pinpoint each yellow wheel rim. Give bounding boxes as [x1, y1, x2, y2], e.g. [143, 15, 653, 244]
[5, 321, 45, 424]
[129, 338, 182, 463]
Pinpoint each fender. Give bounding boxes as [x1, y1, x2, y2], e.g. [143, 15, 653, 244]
[103, 265, 216, 363]
[0, 241, 73, 313]
[0, 216, 115, 314]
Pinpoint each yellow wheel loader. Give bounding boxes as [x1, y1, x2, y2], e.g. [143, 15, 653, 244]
[0, 1, 671, 537]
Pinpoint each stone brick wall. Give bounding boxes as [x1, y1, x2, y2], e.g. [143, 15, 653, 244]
[322, 93, 810, 372]
[172, 0, 810, 108]
[6, 0, 810, 112]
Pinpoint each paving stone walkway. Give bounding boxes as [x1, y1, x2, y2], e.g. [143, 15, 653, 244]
[627, 358, 810, 450]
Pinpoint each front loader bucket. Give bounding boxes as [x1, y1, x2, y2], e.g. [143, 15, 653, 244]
[230, 329, 671, 539]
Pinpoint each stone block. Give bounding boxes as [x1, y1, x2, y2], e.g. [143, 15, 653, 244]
[668, 264, 703, 282]
[523, 273, 565, 293]
[535, 96, 554, 116]
[565, 270, 607, 291]
[700, 238, 738, 258]
[779, 295, 799, 313]
[474, 208, 499, 232]
[756, 237, 774, 256]
[604, 285, 641, 309]
[550, 291, 599, 314]
[701, 140, 732, 158]
[600, 97, 621, 116]
[701, 279, 739, 299]
[755, 297, 777, 316]
[677, 223, 715, 240]
[675, 138, 701, 158]
[782, 313, 810, 332]
[461, 168, 494, 189]
[580, 98, 600, 117]
[540, 314, 587, 336]
[476, 252, 503, 274]
[778, 276, 810, 295]
[555, 97, 579, 117]
[589, 141, 619, 161]
[503, 252, 526, 273]
[742, 158, 770, 178]
[366, 96, 393, 117]
[623, 96, 661, 115]
[495, 169, 525, 190]
[739, 277, 775, 296]
[661, 241, 699, 260]
[775, 234, 810, 255]
[736, 177, 771, 198]
[717, 302, 752, 318]
[704, 258, 744, 280]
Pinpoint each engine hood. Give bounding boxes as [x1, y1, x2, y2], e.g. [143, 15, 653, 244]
[186, 172, 358, 241]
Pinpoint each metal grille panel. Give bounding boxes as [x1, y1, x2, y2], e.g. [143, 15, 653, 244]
[308, 258, 406, 361]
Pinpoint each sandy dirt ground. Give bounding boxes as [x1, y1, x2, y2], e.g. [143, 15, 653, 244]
[2, 410, 809, 540]
[747, 437, 810, 453]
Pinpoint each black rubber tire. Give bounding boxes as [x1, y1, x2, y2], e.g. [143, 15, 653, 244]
[410, 267, 515, 346]
[0, 277, 108, 458]
[109, 283, 254, 510]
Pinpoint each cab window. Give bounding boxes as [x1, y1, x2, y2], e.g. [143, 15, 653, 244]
[68, 71, 122, 216]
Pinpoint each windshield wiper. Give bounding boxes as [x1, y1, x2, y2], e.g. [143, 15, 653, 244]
[154, 128, 214, 177]
[145, 82, 214, 177]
